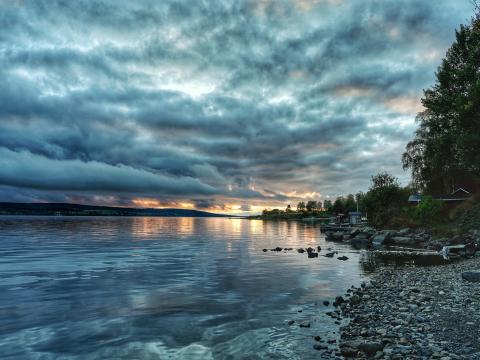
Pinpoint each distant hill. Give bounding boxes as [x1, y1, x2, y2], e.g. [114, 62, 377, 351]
[0, 202, 229, 217]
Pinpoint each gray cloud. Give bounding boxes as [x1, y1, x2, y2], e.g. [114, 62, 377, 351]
[0, 0, 474, 212]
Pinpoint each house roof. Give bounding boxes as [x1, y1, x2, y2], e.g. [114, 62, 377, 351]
[408, 191, 471, 202]
[452, 187, 470, 195]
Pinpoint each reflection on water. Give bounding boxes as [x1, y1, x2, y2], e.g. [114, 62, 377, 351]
[360, 250, 452, 272]
[0, 217, 369, 359]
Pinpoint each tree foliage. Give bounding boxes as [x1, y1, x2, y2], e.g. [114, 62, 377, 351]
[402, 11, 480, 193]
[363, 173, 409, 228]
[306, 200, 318, 212]
[296, 201, 306, 211]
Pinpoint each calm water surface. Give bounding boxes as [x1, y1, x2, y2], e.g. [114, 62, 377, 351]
[0, 217, 372, 359]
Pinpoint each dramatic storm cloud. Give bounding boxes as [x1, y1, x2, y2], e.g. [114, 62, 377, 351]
[0, 0, 474, 213]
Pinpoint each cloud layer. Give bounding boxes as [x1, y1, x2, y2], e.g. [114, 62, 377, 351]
[0, 0, 473, 212]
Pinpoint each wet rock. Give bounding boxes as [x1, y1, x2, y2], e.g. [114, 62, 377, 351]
[317, 246, 322, 252]
[350, 236, 370, 248]
[299, 321, 311, 328]
[337, 256, 349, 261]
[306, 247, 314, 253]
[325, 252, 336, 258]
[327, 231, 344, 242]
[272, 247, 283, 252]
[323, 300, 330, 306]
[313, 344, 328, 350]
[308, 252, 319, 258]
[333, 296, 345, 307]
[462, 271, 480, 282]
[262, 249, 268, 252]
[287, 320, 294, 325]
[297, 248, 305, 253]
[314, 335, 321, 341]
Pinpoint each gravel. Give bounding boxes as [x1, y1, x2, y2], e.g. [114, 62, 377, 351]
[335, 256, 480, 359]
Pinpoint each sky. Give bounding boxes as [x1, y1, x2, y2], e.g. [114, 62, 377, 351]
[0, 0, 475, 214]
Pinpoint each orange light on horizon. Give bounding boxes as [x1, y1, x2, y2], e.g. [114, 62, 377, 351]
[132, 198, 162, 208]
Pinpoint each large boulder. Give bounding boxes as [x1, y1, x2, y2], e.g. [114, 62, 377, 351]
[440, 244, 477, 258]
[462, 271, 480, 282]
[372, 231, 393, 247]
[391, 236, 416, 246]
[349, 228, 360, 238]
[351, 227, 376, 240]
[326, 231, 345, 242]
[397, 227, 412, 236]
[350, 236, 370, 249]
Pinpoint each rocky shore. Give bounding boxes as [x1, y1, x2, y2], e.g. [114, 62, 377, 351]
[333, 256, 480, 359]
[324, 226, 480, 253]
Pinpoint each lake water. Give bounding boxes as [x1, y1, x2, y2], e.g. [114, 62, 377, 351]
[0, 217, 372, 359]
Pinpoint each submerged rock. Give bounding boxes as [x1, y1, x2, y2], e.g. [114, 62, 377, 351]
[308, 252, 319, 258]
[297, 248, 305, 253]
[337, 256, 349, 261]
[325, 252, 336, 258]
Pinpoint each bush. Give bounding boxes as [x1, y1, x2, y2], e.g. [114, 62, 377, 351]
[410, 195, 444, 225]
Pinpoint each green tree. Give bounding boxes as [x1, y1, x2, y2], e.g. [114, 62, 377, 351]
[355, 192, 365, 212]
[306, 200, 317, 212]
[323, 199, 333, 212]
[344, 194, 356, 212]
[363, 173, 409, 227]
[332, 197, 345, 214]
[403, 9, 480, 193]
[297, 201, 306, 211]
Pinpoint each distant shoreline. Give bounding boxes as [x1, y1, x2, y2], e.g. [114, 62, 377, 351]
[0, 202, 230, 218]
